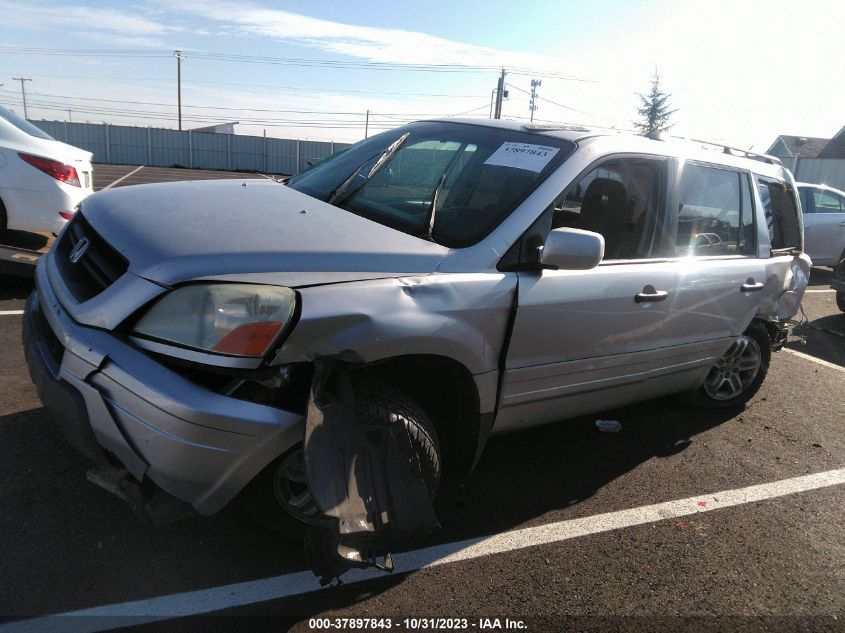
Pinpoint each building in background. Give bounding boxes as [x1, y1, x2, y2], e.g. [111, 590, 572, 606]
[767, 127, 845, 191]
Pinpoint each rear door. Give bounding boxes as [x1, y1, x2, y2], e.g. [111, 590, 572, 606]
[664, 161, 766, 363]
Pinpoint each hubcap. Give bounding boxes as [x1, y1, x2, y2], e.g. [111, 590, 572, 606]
[703, 335, 762, 401]
[272, 449, 322, 523]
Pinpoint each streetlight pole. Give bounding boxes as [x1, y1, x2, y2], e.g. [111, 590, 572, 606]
[529, 79, 541, 122]
[174, 50, 186, 130]
[494, 68, 507, 119]
[12, 77, 32, 119]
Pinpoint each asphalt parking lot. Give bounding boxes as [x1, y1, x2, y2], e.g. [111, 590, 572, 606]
[0, 208, 843, 629]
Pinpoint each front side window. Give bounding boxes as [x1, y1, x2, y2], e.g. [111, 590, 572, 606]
[287, 121, 575, 248]
[675, 163, 756, 256]
[551, 157, 664, 260]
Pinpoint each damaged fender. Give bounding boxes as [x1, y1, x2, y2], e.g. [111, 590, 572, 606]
[302, 359, 439, 584]
[757, 252, 812, 321]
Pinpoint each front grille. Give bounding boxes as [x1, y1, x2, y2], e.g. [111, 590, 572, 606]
[31, 299, 64, 371]
[55, 214, 128, 302]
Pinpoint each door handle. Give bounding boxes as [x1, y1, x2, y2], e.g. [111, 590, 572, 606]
[839, 221, 845, 226]
[740, 281, 764, 292]
[635, 285, 669, 303]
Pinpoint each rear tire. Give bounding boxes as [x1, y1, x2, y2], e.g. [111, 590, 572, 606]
[0, 197, 7, 237]
[835, 258, 845, 313]
[686, 322, 771, 409]
[243, 379, 441, 537]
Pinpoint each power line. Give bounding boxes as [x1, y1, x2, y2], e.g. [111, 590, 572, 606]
[0, 46, 595, 81]
[0, 94, 491, 129]
[6, 74, 489, 99]
[505, 82, 595, 117]
[0, 88, 484, 117]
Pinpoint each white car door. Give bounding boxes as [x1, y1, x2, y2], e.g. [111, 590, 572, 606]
[801, 186, 845, 266]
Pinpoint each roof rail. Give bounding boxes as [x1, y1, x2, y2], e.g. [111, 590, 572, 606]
[646, 131, 782, 166]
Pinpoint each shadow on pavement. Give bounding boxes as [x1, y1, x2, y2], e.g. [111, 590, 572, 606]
[0, 396, 736, 616]
[0, 274, 34, 300]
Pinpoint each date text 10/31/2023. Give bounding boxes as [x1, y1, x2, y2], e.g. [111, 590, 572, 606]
[308, 617, 528, 630]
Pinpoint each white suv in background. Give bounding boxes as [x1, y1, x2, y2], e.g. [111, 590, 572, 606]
[796, 182, 845, 267]
[0, 106, 93, 236]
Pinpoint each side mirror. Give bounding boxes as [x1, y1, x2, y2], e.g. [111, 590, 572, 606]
[541, 227, 604, 270]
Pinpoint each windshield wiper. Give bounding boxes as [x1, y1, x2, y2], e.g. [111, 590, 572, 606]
[421, 172, 447, 241]
[327, 132, 410, 207]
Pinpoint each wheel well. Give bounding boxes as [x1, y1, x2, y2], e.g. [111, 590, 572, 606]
[363, 355, 481, 482]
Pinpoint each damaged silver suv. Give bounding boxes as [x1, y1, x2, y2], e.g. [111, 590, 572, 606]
[24, 120, 810, 580]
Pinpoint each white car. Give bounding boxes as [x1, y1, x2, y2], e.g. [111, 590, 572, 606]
[796, 182, 845, 267]
[0, 106, 93, 236]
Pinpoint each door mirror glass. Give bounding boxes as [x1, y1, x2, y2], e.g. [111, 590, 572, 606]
[542, 227, 604, 270]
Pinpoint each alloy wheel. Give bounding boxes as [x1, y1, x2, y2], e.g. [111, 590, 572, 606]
[703, 335, 762, 401]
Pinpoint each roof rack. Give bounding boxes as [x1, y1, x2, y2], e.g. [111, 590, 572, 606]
[647, 131, 782, 166]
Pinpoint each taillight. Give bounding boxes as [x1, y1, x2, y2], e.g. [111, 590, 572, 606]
[18, 153, 80, 187]
[59, 211, 74, 220]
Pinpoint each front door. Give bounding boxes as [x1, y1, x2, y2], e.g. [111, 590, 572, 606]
[498, 155, 681, 431]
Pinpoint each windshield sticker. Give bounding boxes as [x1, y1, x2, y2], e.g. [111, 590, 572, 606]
[483, 142, 559, 172]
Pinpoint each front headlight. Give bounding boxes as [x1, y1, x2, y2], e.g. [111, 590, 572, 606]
[133, 284, 297, 358]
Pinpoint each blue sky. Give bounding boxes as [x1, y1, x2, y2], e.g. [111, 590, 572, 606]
[0, 0, 842, 148]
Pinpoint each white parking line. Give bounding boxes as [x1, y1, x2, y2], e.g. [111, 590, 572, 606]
[101, 166, 144, 190]
[0, 310, 24, 316]
[804, 289, 835, 293]
[783, 348, 845, 373]
[5, 467, 844, 632]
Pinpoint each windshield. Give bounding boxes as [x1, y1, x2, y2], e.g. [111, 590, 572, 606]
[0, 106, 54, 140]
[287, 121, 575, 248]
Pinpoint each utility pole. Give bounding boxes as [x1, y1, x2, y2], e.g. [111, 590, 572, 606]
[365, 109, 369, 138]
[174, 50, 186, 130]
[12, 77, 31, 119]
[489, 88, 496, 118]
[67, 109, 72, 122]
[529, 79, 541, 122]
[494, 68, 507, 119]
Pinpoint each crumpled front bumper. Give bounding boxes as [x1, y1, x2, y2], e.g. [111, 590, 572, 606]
[23, 259, 304, 515]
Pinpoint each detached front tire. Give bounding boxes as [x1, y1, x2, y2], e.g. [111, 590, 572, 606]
[243, 379, 441, 537]
[686, 322, 771, 409]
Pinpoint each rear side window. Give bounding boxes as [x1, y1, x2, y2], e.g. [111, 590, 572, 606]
[757, 177, 801, 252]
[675, 163, 756, 256]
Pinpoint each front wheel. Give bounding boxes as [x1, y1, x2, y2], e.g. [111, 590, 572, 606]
[243, 379, 441, 537]
[686, 322, 771, 409]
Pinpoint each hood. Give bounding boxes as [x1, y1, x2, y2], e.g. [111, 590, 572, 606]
[81, 179, 448, 286]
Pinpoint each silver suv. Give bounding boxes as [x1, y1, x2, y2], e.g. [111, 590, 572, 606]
[24, 120, 810, 577]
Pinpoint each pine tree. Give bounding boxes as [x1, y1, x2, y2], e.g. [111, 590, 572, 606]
[635, 72, 677, 136]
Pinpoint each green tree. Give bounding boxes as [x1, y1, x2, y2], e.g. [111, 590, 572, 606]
[635, 72, 677, 136]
